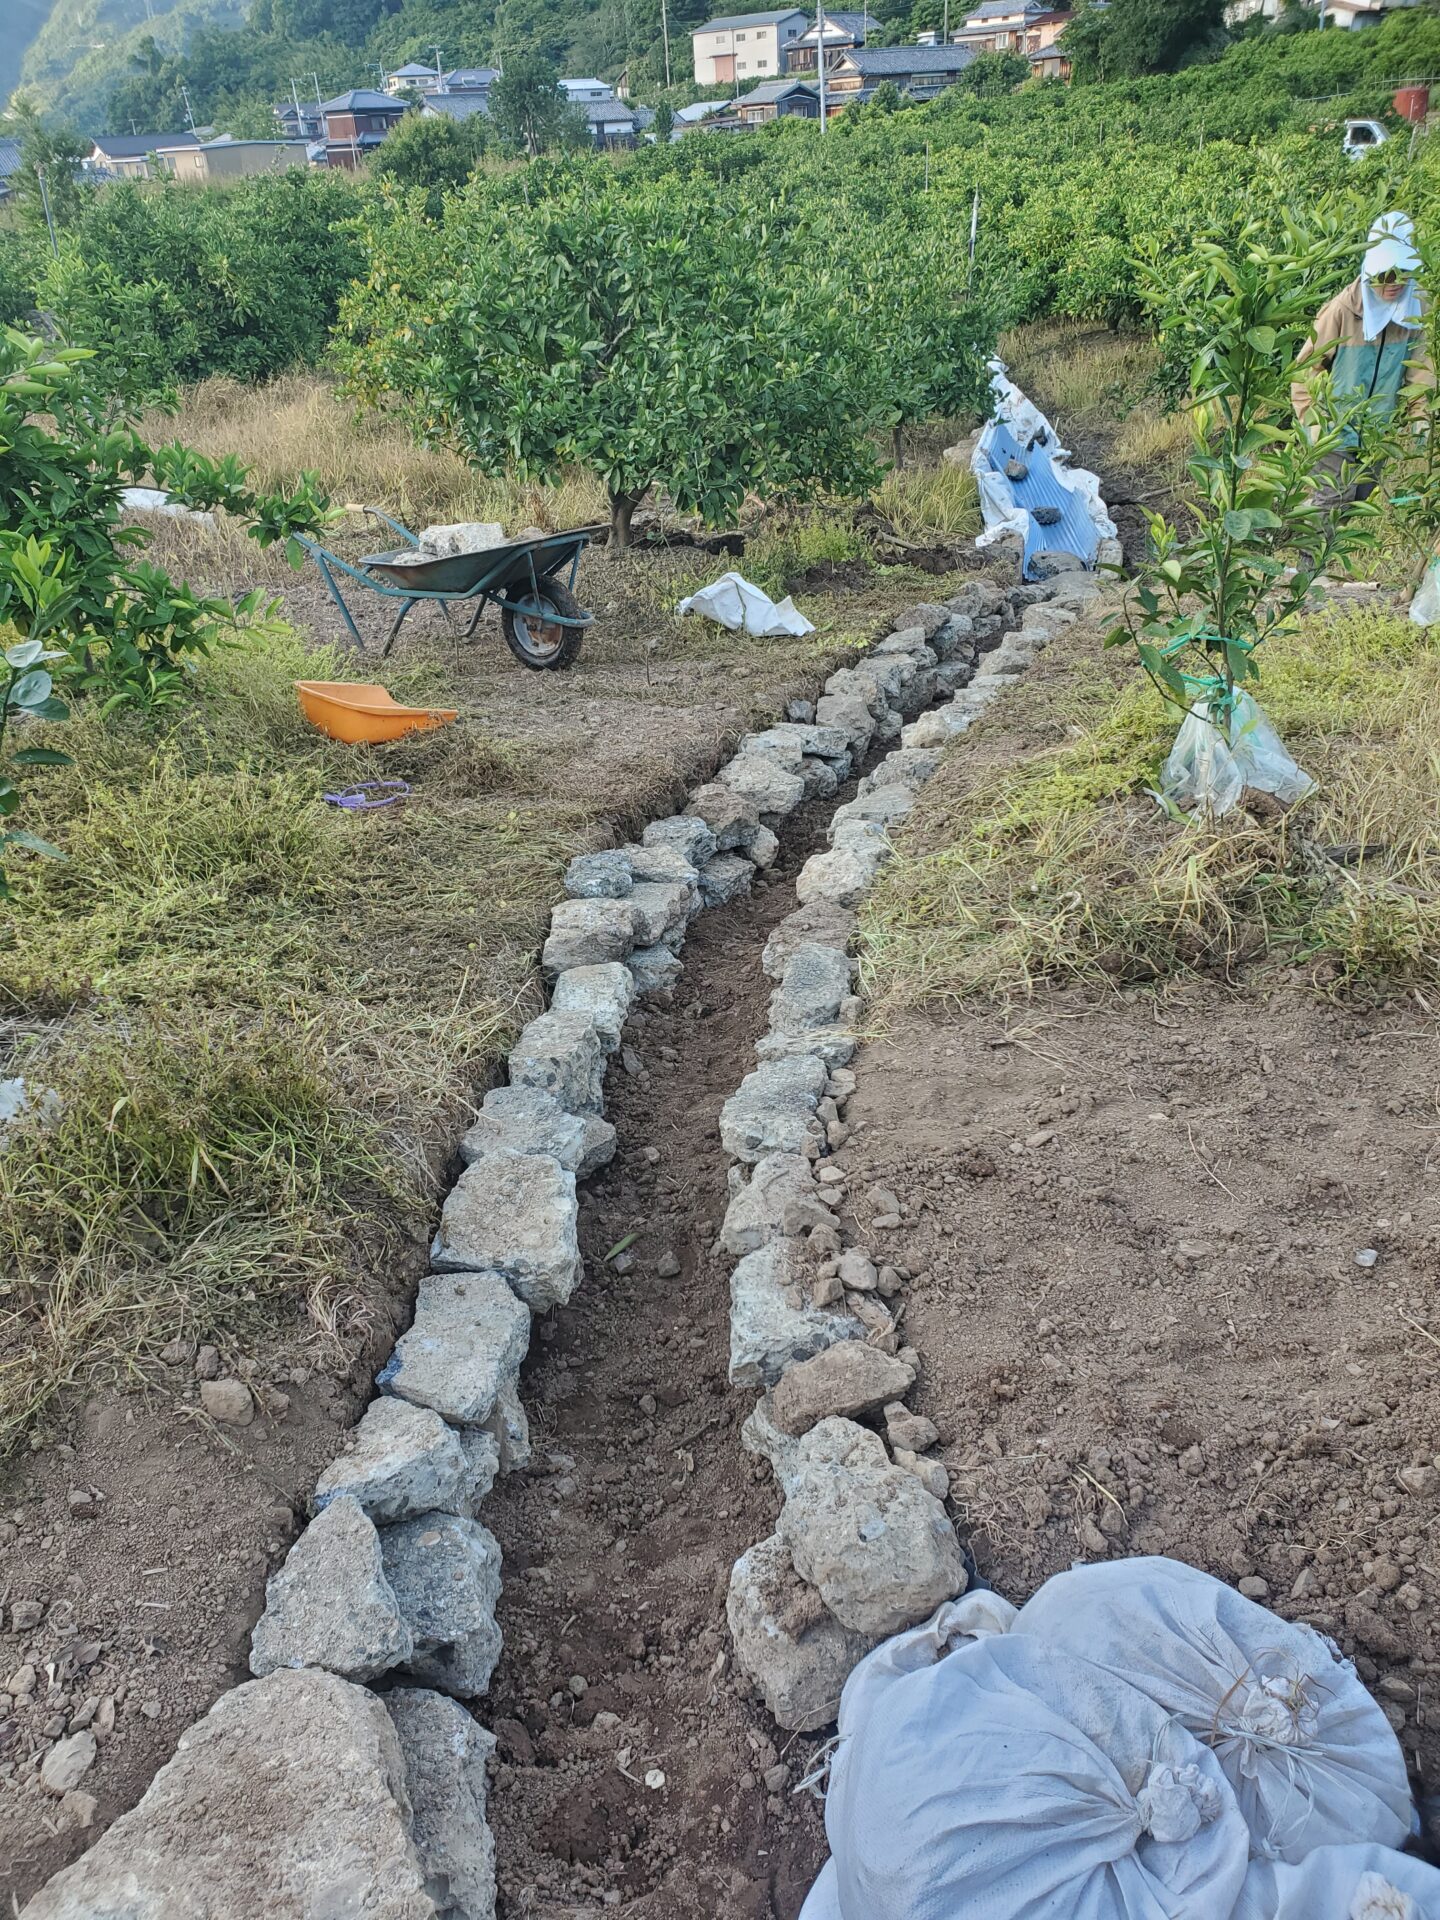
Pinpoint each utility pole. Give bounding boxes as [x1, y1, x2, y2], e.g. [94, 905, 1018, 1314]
[432, 46, 446, 91]
[311, 73, 323, 108]
[815, 0, 827, 129]
[968, 186, 979, 284]
[660, 0, 672, 89]
[35, 167, 59, 259]
[180, 83, 196, 131]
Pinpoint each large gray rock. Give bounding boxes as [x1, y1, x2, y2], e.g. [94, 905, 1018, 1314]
[731, 729, 804, 773]
[769, 943, 854, 1036]
[563, 850, 632, 899]
[761, 902, 857, 982]
[624, 842, 702, 896]
[888, 602, 949, 640]
[797, 755, 839, 801]
[873, 629, 936, 664]
[381, 1515, 503, 1700]
[459, 1085, 614, 1179]
[729, 1242, 861, 1389]
[740, 1392, 803, 1485]
[822, 665, 890, 721]
[719, 1055, 828, 1162]
[686, 782, 760, 852]
[19, 1670, 433, 1920]
[720, 1152, 838, 1257]
[769, 1344, 917, 1437]
[931, 614, 975, 663]
[778, 1418, 966, 1637]
[740, 722, 850, 762]
[860, 748, 942, 794]
[550, 963, 635, 1055]
[828, 787, 915, 840]
[508, 1010, 605, 1117]
[901, 706, 975, 751]
[315, 1398, 491, 1526]
[727, 1534, 878, 1733]
[627, 878, 694, 945]
[431, 1152, 581, 1313]
[750, 823, 781, 870]
[754, 1028, 856, 1071]
[813, 692, 876, 757]
[699, 850, 755, 908]
[795, 845, 884, 910]
[716, 753, 805, 819]
[628, 942, 683, 996]
[379, 1271, 531, 1432]
[250, 1496, 412, 1684]
[386, 1688, 497, 1920]
[542, 898, 639, 974]
[641, 814, 716, 869]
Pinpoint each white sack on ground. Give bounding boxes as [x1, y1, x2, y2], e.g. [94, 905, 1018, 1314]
[1158, 692, 1315, 819]
[120, 487, 215, 527]
[1409, 555, 1440, 627]
[676, 571, 814, 638]
[1015, 1558, 1413, 1864]
[1237, 1844, 1440, 1919]
[822, 1633, 1251, 1919]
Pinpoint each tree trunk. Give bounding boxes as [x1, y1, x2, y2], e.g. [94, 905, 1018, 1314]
[609, 491, 642, 549]
[891, 425, 905, 469]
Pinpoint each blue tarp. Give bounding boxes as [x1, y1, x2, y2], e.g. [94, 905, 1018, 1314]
[983, 422, 1100, 580]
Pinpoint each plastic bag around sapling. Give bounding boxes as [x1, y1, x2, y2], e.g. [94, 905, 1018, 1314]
[1236, 1842, 1440, 1919]
[822, 1633, 1252, 1920]
[675, 571, 814, 638]
[1013, 1557, 1414, 1865]
[1409, 555, 1440, 628]
[1156, 692, 1315, 819]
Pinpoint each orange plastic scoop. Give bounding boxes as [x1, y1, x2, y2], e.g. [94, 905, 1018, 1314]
[295, 681, 457, 745]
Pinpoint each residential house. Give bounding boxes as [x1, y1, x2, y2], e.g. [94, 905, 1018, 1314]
[576, 98, 648, 148]
[422, 91, 490, 122]
[1027, 36, 1071, 77]
[318, 89, 408, 168]
[692, 9, 809, 86]
[274, 98, 326, 141]
[671, 98, 729, 135]
[733, 76, 822, 123]
[85, 131, 200, 178]
[784, 9, 875, 73]
[0, 138, 21, 202]
[826, 42, 975, 106]
[385, 60, 442, 94]
[559, 77, 615, 101]
[951, 0, 1059, 52]
[167, 134, 310, 183]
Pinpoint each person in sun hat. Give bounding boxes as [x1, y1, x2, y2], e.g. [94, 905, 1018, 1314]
[1292, 211, 1433, 492]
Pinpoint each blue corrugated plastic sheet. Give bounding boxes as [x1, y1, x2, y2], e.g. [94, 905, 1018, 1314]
[985, 421, 1100, 581]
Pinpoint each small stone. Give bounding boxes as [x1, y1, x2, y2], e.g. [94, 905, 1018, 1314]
[58, 1789, 98, 1830]
[655, 1250, 681, 1279]
[763, 1763, 790, 1793]
[1178, 1444, 1204, 1478]
[158, 1338, 191, 1367]
[1354, 1248, 1379, 1269]
[1237, 1576, 1270, 1601]
[200, 1379, 254, 1426]
[1398, 1464, 1438, 1497]
[193, 1345, 220, 1380]
[567, 1674, 588, 1698]
[884, 1403, 939, 1453]
[836, 1249, 877, 1292]
[40, 1731, 97, 1796]
[9, 1662, 37, 1695]
[894, 1448, 950, 1503]
[10, 1599, 44, 1633]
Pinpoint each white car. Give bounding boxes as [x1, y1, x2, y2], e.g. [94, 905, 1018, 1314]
[1343, 117, 1389, 160]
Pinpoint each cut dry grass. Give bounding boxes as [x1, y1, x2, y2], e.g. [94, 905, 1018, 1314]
[863, 608, 1440, 1009]
[873, 463, 982, 543]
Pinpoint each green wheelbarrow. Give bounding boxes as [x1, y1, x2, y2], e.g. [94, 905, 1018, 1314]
[296, 509, 605, 666]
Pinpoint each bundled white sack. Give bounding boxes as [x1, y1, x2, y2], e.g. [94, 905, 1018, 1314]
[1157, 692, 1314, 819]
[120, 486, 215, 527]
[1238, 1843, 1440, 1918]
[676, 570, 814, 638]
[820, 1632, 1251, 1919]
[1015, 1558, 1413, 1863]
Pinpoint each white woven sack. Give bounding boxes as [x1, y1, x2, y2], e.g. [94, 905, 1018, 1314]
[1015, 1557, 1412, 1862]
[823, 1633, 1251, 1920]
[1237, 1843, 1440, 1918]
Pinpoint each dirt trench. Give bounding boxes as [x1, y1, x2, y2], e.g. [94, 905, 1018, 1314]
[481, 795, 847, 1919]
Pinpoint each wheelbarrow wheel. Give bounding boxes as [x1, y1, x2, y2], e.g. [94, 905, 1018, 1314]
[500, 578, 586, 671]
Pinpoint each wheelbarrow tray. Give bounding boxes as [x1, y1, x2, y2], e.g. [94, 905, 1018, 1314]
[359, 526, 609, 597]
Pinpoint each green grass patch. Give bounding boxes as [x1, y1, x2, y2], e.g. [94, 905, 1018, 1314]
[863, 608, 1440, 1007]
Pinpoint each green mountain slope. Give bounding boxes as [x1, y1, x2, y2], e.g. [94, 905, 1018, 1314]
[18, 0, 248, 128]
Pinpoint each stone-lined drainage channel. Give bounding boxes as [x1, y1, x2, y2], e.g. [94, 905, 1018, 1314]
[21, 537, 1114, 1918]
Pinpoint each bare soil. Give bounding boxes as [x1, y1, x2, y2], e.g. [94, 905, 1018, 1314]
[835, 985, 1440, 1784]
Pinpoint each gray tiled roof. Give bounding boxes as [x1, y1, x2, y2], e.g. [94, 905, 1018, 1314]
[423, 93, 490, 119]
[845, 43, 976, 72]
[0, 139, 22, 180]
[697, 8, 808, 30]
[319, 89, 402, 112]
[736, 76, 819, 103]
[89, 130, 200, 157]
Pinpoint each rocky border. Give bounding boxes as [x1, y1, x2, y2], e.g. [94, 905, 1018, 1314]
[719, 558, 1125, 1739]
[20, 511, 1119, 1916]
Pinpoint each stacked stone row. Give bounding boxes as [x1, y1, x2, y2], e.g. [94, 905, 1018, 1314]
[720, 568, 1111, 1737]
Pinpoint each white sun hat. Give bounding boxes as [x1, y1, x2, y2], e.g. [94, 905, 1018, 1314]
[1362, 210, 1421, 279]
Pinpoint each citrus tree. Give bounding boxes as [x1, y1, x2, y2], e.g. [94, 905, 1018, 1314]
[340, 166, 881, 545]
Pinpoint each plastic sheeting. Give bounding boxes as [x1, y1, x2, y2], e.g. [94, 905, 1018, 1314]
[676, 571, 814, 638]
[972, 361, 1117, 581]
[1157, 693, 1315, 818]
[119, 487, 215, 527]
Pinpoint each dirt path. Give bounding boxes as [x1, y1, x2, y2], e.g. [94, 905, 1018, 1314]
[483, 797, 840, 1919]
